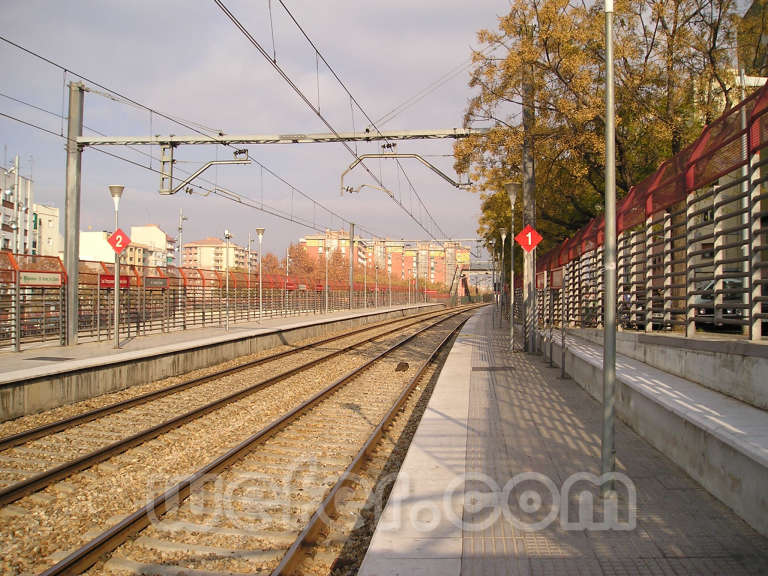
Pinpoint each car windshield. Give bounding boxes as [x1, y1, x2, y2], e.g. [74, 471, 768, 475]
[697, 279, 743, 298]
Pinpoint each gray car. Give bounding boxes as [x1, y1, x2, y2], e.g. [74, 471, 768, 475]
[693, 279, 745, 328]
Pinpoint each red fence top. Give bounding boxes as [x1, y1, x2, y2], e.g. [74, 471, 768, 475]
[539, 82, 768, 272]
[0, 254, 450, 297]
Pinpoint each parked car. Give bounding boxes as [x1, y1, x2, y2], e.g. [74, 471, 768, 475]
[693, 279, 744, 329]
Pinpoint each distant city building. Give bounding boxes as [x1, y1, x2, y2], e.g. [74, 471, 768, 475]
[299, 229, 470, 286]
[80, 230, 156, 267]
[79, 231, 116, 263]
[0, 159, 33, 254]
[130, 224, 175, 266]
[32, 204, 62, 258]
[183, 237, 247, 271]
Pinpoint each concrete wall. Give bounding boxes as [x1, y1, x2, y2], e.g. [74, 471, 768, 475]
[539, 332, 768, 538]
[0, 304, 442, 422]
[573, 328, 768, 410]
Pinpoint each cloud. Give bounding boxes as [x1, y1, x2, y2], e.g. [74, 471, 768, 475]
[0, 0, 507, 252]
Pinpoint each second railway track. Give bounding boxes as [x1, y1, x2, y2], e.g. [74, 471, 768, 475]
[0, 306, 464, 504]
[0, 305, 479, 575]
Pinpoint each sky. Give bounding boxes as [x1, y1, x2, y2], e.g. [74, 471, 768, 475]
[0, 0, 511, 260]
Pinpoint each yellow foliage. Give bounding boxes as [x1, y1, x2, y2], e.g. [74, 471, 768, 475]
[455, 0, 740, 255]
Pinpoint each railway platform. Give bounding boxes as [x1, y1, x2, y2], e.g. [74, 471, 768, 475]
[359, 305, 768, 575]
[0, 303, 441, 422]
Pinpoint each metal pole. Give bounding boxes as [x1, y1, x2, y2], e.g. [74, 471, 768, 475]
[97, 273, 101, 341]
[549, 278, 554, 366]
[257, 229, 264, 325]
[113, 207, 120, 348]
[225, 230, 230, 331]
[25, 178, 32, 254]
[500, 233, 506, 326]
[389, 261, 392, 307]
[506, 183, 519, 351]
[561, 265, 567, 379]
[248, 231, 252, 321]
[522, 54, 537, 352]
[13, 266, 20, 352]
[177, 208, 185, 267]
[349, 223, 354, 309]
[364, 248, 367, 308]
[13, 155, 20, 254]
[65, 82, 84, 346]
[285, 246, 289, 316]
[375, 265, 379, 308]
[602, 0, 617, 496]
[324, 239, 329, 313]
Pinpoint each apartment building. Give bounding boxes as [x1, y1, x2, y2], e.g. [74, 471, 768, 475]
[183, 237, 247, 271]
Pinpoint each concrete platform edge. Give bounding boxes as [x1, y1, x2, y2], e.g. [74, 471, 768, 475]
[540, 331, 768, 538]
[357, 309, 478, 576]
[0, 304, 442, 422]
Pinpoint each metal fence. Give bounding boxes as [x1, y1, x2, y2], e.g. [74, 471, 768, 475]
[0, 256, 449, 351]
[533, 83, 768, 341]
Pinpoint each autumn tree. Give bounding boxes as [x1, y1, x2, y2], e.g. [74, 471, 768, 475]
[455, 0, 740, 254]
[261, 252, 281, 276]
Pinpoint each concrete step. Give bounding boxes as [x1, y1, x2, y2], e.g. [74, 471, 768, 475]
[542, 330, 768, 537]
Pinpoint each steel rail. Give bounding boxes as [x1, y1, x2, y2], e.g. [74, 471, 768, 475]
[0, 307, 448, 451]
[38, 308, 472, 576]
[272, 316, 467, 575]
[0, 307, 475, 506]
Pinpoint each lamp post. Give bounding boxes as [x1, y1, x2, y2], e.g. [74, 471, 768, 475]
[247, 231, 253, 320]
[363, 247, 368, 309]
[500, 231, 507, 325]
[177, 208, 187, 267]
[224, 229, 232, 331]
[375, 264, 379, 308]
[491, 241, 496, 313]
[602, 0, 617, 496]
[109, 185, 124, 349]
[388, 256, 392, 307]
[324, 238, 329, 313]
[256, 227, 264, 324]
[504, 181, 520, 351]
[285, 247, 290, 316]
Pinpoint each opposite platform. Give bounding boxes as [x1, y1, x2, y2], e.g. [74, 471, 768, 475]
[359, 305, 768, 575]
[0, 303, 441, 421]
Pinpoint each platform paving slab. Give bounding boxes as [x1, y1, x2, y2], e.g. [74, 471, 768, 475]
[359, 306, 768, 576]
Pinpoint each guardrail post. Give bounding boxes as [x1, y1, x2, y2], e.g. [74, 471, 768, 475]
[663, 210, 672, 329]
[561, 265, 568, 378]
[59, 285, 66, 345]
[751, 152, 763, 340]
[645, 213, 654, 333]
[13, 270, 21, 352]
[617, 231, 627, 330]
[713, 184, 725, 326]
[596, 245, 605, 327]
[686, 193, 697, 337]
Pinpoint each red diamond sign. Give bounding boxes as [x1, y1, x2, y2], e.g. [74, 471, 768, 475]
[107, 228, 131, 255]
[515, 225, 543, 253]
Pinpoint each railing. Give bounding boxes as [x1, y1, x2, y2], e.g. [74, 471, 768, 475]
[535, 82, 768, 341]
[0, 256, 450, 351]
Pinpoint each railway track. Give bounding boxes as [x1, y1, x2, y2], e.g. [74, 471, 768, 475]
[0, 306, 463, 506]
[0, 305, 478, 575]
[52, 309, 470, 576]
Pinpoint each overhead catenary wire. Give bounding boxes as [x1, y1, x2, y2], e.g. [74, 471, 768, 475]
[219, 0, 446, 240]
[0, 110, 381, 237]
[275, 0, 448, 239]
[0, 34, 379, 238]
[374, 50, 492, 127]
